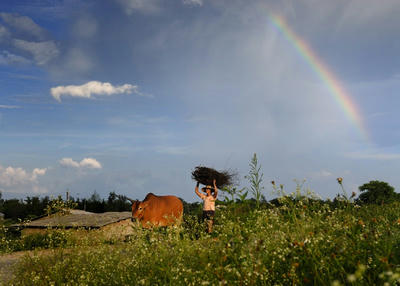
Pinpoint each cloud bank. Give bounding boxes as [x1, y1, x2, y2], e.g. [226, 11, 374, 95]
[182, 0, 203, 6]
[50, 81, 140, 102]
[59, 157, 102, 169]
[345, 151, 400, 160]
[0, 104, 21, 109]
[0, 50, 30, 65]
[0, 165, 47, 186]
[13, 39, 59, 65]
[115, 0, 161, 15]
[0, 164, 47, 194]
[0, 12, 47, 40]
[115, 0, 202, 15]
[0, 13, 59, 66]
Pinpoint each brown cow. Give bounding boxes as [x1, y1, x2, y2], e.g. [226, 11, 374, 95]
[128, 193, 183, 228]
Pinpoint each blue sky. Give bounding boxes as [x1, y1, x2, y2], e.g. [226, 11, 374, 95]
[1, 0, 400, 202]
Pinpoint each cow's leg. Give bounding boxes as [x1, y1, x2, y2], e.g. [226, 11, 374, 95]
[142, 220, 152, 228]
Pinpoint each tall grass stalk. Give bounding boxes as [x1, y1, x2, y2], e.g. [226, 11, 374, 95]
[245, 153, 264, 209]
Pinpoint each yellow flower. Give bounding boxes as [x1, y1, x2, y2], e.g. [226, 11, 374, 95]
[337, 177, 343, 184]
[347, 274, 356, 282]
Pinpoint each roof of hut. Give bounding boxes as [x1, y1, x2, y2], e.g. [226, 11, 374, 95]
[14, 210, 131, 229]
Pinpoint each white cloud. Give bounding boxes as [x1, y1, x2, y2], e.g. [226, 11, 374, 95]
[80, 158, 102, 169]
[31, 168, 47, 180]
[13, 39, 59, 65]
[155, 146, 190, 155]
[0, 50, 31, 65]
[32, 185, 48, 194]
[116, 0, 202, 14]
[0, 25, 10, 41]
[0, 104, 21, 109]
[311, 170, 333, 178]
[0, 13, 59, 68]
[62, 48, 93, 74]
[50, 81, 140, 102]
[115, 0, 161, 14]
[0, 13, 47, 40]
[73, 16, 98, 39]
[345, 151, 400, 160]
[60, 157, 102, 169]
[182, 0, 203, 6]
[0, 164, 47, 187]
[59, 158, 79, 168]
[335, 0, 400, 30]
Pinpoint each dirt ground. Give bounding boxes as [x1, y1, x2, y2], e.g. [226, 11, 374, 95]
[0, 251, 27, 284]
[0, 249, 55, 285]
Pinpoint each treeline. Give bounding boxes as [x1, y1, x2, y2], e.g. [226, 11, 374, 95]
[1, 180, 398, 222]
[0, 191, 132, 221]
[0, 191, 200, 222]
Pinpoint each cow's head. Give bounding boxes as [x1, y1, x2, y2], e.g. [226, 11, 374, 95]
[128, 198, 148, 220]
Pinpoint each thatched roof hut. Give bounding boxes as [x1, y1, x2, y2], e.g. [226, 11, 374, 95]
[17, 210, 131, 229]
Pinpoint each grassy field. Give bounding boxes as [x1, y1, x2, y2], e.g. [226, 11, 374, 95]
[3, 194, 400, 285]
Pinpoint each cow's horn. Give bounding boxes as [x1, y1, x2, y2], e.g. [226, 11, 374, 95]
[126, 197, 136, 203]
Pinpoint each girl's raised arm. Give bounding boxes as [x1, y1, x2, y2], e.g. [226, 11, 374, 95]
[213, 179, 218, 199]
[195, 182, 203, 198]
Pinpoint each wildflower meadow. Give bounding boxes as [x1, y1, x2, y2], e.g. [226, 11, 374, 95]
[2, 156, 400, 285]
[2, 192, 400, 285]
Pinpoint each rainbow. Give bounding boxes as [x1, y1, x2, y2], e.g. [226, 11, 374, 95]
[268, 14, 368, 140]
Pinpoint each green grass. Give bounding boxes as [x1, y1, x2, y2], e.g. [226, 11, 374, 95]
[6, 198, 400, 285]
[0, 224, 75, 253]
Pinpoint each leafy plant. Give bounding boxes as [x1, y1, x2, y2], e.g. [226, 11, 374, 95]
[245, 153, 264, 208]
[45, 196, 78, 216]
[221, 185, 248, 203]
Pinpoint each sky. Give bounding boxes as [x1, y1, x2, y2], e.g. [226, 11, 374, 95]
[0, 0, 400, 202]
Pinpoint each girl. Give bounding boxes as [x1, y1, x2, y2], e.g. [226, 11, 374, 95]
[195, 179, 218, 233]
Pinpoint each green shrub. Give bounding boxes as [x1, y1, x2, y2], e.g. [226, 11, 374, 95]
[22, 231, 69, 250]
[358, 180, 398, 204]
[0, 224, 23, 253]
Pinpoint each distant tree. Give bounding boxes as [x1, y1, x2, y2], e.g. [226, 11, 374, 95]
[25, 196, 44, 218]
[0, 191, 4, 214]
[89, 191, 101, 203]
[358, 180, 398, 204]
[105, 191, 130, 212]
[180, 198, 202, 216]
[107, 191, 117, 205]
[3, 199, 26, 219]
[85, 190, 106, 213]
